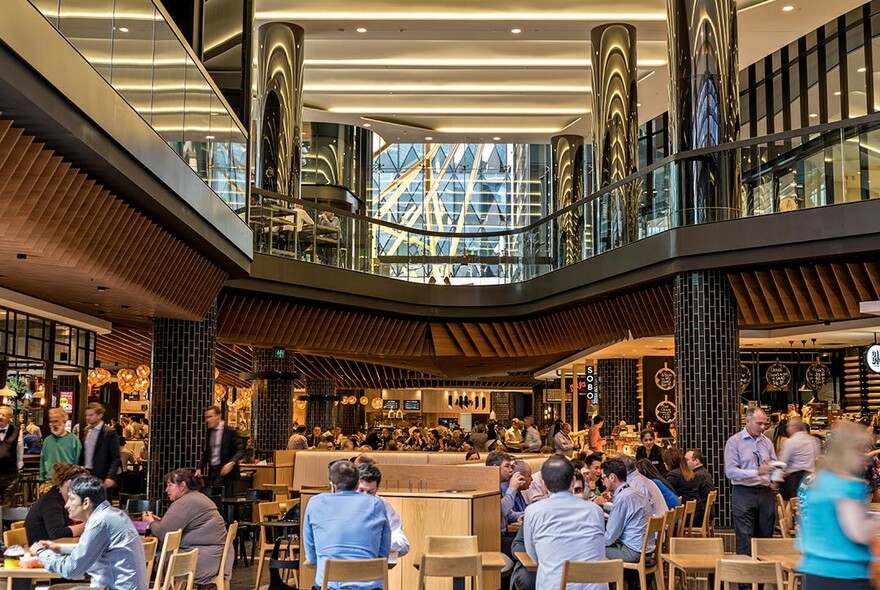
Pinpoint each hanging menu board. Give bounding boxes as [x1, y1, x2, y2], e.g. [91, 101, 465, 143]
[403, 400, 421, 411]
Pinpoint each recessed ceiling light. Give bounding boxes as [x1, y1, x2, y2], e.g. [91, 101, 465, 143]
[782, 5, 794, 11]
[356, 27, 367, 33]
[425, 136, 433, 141]
[493, 136, 501, 141]
[118, 27, 129, 33]
[834, 91, 842, 96]
[511, 28, 522, 34]
[858, 67, 867, 73]
[363, 123, 371, 127]
[205, 135, 215, 139]
[808, 113, 817, 118]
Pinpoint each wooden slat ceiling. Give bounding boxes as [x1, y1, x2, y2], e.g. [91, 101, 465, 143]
[0, 115, 228, 328]
[729, 261, 880, 327]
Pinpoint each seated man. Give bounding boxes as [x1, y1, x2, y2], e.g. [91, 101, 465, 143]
[31, 475, 148, 590]
[523, 456, 606, 590]
[357, 463, 410, 556]
[600, 458, 653, 563]
[486, 451, 528, 529]
[303, 460, 390, 590]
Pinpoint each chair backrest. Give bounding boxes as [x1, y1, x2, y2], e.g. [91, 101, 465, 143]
[152, 529, 182, 590]
[714, 559, 785, 590]
[425, 535, 479, 554]
[670, 538, 724, 555]
[214, 521, 238, 590]
[142, 537, 159, 575]
[3, 527, 27, 548]
[126, 499, 162, 516]
[560, 559, 624, 589]
[775, 494, 791, 538]
[419, 554, 483, 589]
[10, 520, 24, 530]
[681, 500, 697, 534]
[672, 504, 686, 537]
[162, 548, 199, 590]
[321, 557, 389, 590]
[662, 510, 676, 553]
[751, 537, 797, 557]
[246, 488, 274, 501]
[256, 501, 282, 549]
[701, 490, 718, 531]
[265, 484, 289, 501]
[637, 516, 665, 566]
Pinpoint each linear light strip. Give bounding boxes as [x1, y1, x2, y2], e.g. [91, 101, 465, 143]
[329, 107, 587, 115]
[257, 11, 667, 21]
[305, 84, 593, 93]
[304, 58, 666, 67]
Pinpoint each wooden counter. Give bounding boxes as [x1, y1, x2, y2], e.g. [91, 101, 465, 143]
[299, 488, 501, 590]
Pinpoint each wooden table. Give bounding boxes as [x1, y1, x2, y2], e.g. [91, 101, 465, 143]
[412, 552, 508, 572]
[662, 553, 750, 589]
[0, 565, 61, 590]
[755, 552, 801, 572]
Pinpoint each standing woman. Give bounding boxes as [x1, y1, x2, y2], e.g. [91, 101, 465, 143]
[635, 429, 666, 475]
[143, 469, 231, 589]
[798, 422, 878, 590]
[588, 416, 606, 453]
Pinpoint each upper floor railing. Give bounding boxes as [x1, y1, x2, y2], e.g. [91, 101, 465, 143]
[251, 113, 880, 284]
[29, 0, 248, 213]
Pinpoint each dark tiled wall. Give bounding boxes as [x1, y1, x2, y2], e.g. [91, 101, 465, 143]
[675, 270, 740, 528]
[597, 358, 640, 427]
[250, 348, 294, 457]
[305, 379, 337, 431]
[148, 305, 216, 499]
[337, 393, 361, 435]
[490, 392, 514, 424]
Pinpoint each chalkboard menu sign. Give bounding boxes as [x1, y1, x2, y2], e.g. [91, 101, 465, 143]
[739, 364, 752, 390]
[805, 362, 831, 388]
[383, 399, 400, 410]
[765, 361, 791, 388]
[403, 400, 421, 411]
[641, 357, 675, 437]
[654, 363, 676, 391]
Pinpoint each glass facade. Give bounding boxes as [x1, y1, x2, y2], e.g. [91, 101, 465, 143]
[0, 307, 96, 369]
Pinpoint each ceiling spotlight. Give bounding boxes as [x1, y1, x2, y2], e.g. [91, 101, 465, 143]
[363, 123, 371, 127]
[118, 27, 129, 33]
[492, 136, 501, 141]
[782, 5, 794, 11]
[205, 135, 215, 139]
[511, 28, 522, 34]
[425, 136, 433, 141]
[356, 27, 367, 33]
[834, 91, 842, 96]
[808, 113, 817, 118]
[858, 67, 867, 73]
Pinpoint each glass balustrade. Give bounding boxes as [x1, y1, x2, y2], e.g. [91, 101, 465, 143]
[251, 114, 880, 284]
[28, 0, 248, 214]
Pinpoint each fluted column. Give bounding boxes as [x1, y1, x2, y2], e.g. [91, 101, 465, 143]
[667, 0, 741, 224]
[551, 135, 585, 266]
[591, 23, 639, 252]
[254, 23, 305, 197]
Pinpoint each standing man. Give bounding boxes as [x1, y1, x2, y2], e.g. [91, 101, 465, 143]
[724, 407, 778, 556]
[303, 460, 390, 590]
[196, 406, 243, 495]
[522, 417, 541, 453]
[0, 406, 23, 506]
[79, 403, 120, 489]
[779, 417, 820, 501]
[523, 456, 606, 590]
[31, 475, 148, 590]
[553, 422, 576, 457]
[41, 407, 82, 483]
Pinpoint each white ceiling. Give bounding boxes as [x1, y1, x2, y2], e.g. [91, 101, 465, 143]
[256, 0, 866, 143]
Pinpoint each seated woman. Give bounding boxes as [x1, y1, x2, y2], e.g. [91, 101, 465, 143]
[663, 447, 706, 522]
[142, 469, 231, 588]
[636, 458, 680, 509]
[25, 463, 88, 544]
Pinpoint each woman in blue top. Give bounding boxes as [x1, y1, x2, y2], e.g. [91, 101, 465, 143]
[636, 458, 680, 509]
[798, 421, 878, 589]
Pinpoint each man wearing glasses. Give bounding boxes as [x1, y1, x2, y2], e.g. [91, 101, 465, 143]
[724, 407, 778, 557]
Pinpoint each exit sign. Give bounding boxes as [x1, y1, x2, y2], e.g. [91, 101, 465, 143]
[273, 347, 286, 359]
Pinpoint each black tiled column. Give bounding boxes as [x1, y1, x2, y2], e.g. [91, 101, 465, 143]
[305, 379, 337, 431]
[490, 392, 514, 424]
[337, 390, 362, 435]
[597, 358, 640, 427]
[675, 270, 740, 527]
[250, 348, 294, 458]
[148, 305, 216, 499]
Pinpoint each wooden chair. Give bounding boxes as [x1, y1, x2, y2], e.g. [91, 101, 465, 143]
[214, 521, 238, 590]
[322, 557, 389, 590]
[152, 529, 182, 590]
[253, 501, 284, 590]
[681, 500, 697, 536]
[623, 515, 665, 590]
[559, 559, 624, 589]
[10, 521, 24, 530]
[714, 559, 785, 590]
[418, 554, 483, 590]
[265, 484, 290, 502]
[142, 537, 159, 577]
[667, 538, 724, 590]
[690, 490, 718, 537]
[776, 494, 794, 538]
[672, 504, 687, 537]
[662, 510, 676, 554]
[2, 527, 27, 548]
[751, 537, 796, 557]
[161, 548, 199, 590]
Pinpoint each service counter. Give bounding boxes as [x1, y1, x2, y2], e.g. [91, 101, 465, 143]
[299, 488, 501, 590]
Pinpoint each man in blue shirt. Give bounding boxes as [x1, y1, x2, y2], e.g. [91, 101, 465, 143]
[303, 460, 391, 590]
[600, 458, 653, 563]
[30, 475, 148, 590]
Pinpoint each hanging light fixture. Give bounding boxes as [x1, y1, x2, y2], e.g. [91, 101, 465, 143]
[214, 383, 227, 402]
[136, 364, 151, 379]
[359, 396, 369, 405]
[116, 368, 138, 394]
[371, 397, 383, 409]
[135, 376, 151, 393]
[296, 399, 307, 410]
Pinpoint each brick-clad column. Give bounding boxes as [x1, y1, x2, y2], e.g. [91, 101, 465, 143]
[337, 389, 361, 435]
[675, 270, 740, 528]
[490, 392, 514, 423]
[250, 348, 294, 458]
[597, 358, 639, 427]
[148, 305, 216, 499]
[305, 379, 337, 432]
